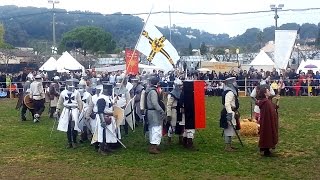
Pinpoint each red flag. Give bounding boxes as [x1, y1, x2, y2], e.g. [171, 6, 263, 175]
[184, 80, 206, 129]
[125, 49, 139, 75]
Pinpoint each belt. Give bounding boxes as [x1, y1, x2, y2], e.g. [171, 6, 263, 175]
[65, 106, 78, 109]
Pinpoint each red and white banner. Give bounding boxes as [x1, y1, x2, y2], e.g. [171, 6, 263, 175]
[125, 49, 139, 75]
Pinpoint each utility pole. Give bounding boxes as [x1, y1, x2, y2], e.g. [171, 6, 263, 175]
[169, 5, 172, 43]
[270, 4, 284, 30]
[48, 0, 59, 54]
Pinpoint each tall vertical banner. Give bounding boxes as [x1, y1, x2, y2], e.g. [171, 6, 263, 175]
[125, 49, 139, 75]
[184, 80, 206, 129]
[274, 30, 297, 70]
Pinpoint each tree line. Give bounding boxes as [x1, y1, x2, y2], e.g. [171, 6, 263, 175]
[0, 5, 319, 56]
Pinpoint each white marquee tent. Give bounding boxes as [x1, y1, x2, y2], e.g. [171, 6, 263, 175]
[56, 51, 85, 73]
[297, 59, 320, 73]
[248, 50, 275, 71]
[39, 57, 57, 71]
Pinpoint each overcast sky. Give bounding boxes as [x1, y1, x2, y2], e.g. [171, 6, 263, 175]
[0, 0, 319, 36]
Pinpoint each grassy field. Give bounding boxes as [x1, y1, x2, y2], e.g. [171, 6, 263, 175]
[0, 96, 320, 179]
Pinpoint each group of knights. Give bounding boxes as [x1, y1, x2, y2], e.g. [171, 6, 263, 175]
[19, 74, 196, 155]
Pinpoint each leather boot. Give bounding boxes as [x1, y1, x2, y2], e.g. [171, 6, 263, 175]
[183, 137, 188, 148]
[225, 144, 235, 152]
[179, 136, 183, 145]
[66, 143, 72, 149]
[71, 142, 77, 149]
[104, 144, 115, 153]
[186, 138, 196, 150]
[149, 144, 160, 154]
[98, 143, 108, 155]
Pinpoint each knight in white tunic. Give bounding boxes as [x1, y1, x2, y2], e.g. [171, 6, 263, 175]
[56, 79, 83, 149]
[91, 83, 119, 155]
[78, 82, 93, 143]
[112, 78, 130, 135]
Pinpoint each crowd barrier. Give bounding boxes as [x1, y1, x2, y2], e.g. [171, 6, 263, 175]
[0, 78, 318, 98]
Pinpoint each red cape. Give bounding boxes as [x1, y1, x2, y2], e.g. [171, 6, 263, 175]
[257, 98, 279, 149]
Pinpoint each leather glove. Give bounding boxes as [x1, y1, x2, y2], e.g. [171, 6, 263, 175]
[160, 111, 166, 121]
[90, 113, 96, 119]
[167, 116, 172, 122]
[226, 113, 233, 121]
[101, 121, 107, 128]
[54, 110, 60, 118]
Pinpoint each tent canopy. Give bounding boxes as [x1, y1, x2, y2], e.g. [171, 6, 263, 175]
[56, 51, 85, 73]
[297, 59, 320, 73]
[209, 58, 218, 62]
[39, 57, 57, 71]
[250, 50, 275, 66]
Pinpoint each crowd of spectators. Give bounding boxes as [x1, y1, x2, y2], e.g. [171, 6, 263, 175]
[0, 66, 319, 98]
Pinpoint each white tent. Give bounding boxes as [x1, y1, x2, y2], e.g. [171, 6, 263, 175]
[39, 57, 57, 71]
[209, 58, 218, 62]
[56, 51, 85, 73]
[250, 50, 275, 66]
[247, 50, 275, 71]
[297, 59, 320, 73]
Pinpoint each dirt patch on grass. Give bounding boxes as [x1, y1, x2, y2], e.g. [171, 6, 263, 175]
[276, 149, 315, 158]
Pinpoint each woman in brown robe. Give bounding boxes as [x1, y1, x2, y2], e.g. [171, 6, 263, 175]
[256, 87, 279, 156]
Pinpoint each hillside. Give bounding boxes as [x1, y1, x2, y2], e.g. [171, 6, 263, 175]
[0, 5, 319, 54]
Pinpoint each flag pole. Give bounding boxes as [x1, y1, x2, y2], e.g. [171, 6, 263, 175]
[169, 5, 172, 43]
[122, 5, 154, 84]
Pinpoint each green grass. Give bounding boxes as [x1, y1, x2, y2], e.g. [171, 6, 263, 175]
[1, 97, 320, 179]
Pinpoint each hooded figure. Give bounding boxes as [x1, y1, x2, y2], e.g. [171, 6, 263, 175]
[112, 77, 130, 135]
[48, 76, 61, 118]
[145, 76, 165, 154]
[250, 80, 275, 123]
[220, 77, 240, 152]
[56, 78, 83, 149]
[78, 82, 93, 143]
[256, 86, 279, 156]
[166, 78, 183, 144]
[19, 77, 35, 121]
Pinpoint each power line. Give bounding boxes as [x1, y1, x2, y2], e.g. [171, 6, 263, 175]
[0, 7, 319, 21]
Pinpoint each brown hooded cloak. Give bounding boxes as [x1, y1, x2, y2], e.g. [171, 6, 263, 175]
[257, 98, 279, 149]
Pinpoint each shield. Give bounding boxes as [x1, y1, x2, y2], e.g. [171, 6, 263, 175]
[24, 95, 34, 109]
[113, 105, 124, 127]
[124, 96, 136, 131]
[126, 82, 133, 92]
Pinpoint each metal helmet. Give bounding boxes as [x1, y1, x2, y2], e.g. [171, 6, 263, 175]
[66, 79, 75, 92]
[102, 83, 113, 96]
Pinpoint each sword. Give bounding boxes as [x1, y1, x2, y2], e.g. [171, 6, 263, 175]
[99, 114, 127, 149]
[228, 119, 244, 147]
[105, 126, 127, 149]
